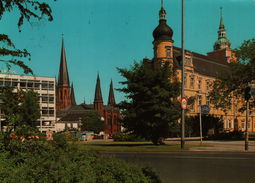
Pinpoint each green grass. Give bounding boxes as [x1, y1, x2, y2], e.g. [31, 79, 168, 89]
[74, 141, 207, 152]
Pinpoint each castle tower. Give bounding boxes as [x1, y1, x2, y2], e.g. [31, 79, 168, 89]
[94, 73, 104, 115]
[56, 38, 72, 110]
[213, 8, 231, 51]
[207, 8, 236, 63]
[152, 0, 174, 63]
[107, 80, 116, 107]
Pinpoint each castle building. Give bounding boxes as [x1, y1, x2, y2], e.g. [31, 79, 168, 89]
[55, 39, 120, 134]
[144, 1, 255, 132]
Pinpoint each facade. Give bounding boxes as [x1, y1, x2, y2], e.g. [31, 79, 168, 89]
[56, 39, 121, 134]
[0, 73, 56, 132]
[144, 1, 255, 132]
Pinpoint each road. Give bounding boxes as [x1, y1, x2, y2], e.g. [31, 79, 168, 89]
[106, 152, 255, 183]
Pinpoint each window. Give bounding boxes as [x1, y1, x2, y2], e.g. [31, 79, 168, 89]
[198, 77, 202, 90]
[206, 80, 211, 91]
[228, 120, 232, 129]
[190, 75, 194, 89]
[5, 79, 11, 86]
[206, 95, 210, 105]
[241, 120, 245, 129]
[34, 82, 40, 90]
[49, 94, 54, 104]
[198, 95, 202, 106]
[42, 81, 48, 90]
[27, 80, 33, 88]
[49, 81, 54, 90]
[42, 94, 48, 103]
[166, 46, 171, 58]
[248, 120, 251, 129]
[0, 78, 4, 86]
[12, 79, 18, 87]
[184, 73, 187, 88]
[20, 80, 26, 88]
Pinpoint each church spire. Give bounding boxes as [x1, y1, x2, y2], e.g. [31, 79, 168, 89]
[58, 36, 70, 87]
[94, 73, 104, 114]
[108, 79, 116, 106]
[70, 82, 76, 106]
[213, 7, 231, 50]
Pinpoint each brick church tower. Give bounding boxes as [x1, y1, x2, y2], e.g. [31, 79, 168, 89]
[56, 38, 72, 110]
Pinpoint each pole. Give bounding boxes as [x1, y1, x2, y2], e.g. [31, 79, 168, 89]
[245, 101, 249, 151]
[199, 105, 202, 144]
[181, 0, 185, 149]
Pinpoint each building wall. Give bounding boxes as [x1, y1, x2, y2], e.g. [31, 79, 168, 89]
[0, 73, 56, 132]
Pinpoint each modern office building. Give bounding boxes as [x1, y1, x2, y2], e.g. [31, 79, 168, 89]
[0, 73, 56, 132]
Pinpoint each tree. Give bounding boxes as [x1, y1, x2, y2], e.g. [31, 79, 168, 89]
[210, 38, 255, 110]
[81, 111, 106, 134]
[0, 87, 40, 147]
[117, 61, 181, 145]
[0, 0, 55, 74]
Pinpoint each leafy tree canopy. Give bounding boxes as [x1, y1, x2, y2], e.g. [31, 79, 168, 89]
[117, 61, 181, 145]
[0, 87, 40, 145]
[210, 38, 255, 110]
[0, 0, 55, 74]
[81, 110, 106, 134]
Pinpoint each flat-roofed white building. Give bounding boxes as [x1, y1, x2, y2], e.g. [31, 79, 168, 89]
[0, 73, 56, 132]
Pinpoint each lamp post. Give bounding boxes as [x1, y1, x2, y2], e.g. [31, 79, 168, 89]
[181, 0, 186, 149]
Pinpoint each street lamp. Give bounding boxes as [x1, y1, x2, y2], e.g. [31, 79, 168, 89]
[181, 0, 186, 149]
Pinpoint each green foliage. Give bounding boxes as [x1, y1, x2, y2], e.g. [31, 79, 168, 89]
[117, 61, 181, 145]
[112, 132, 145, 142]
[210, 38, 255, 110]
[81, 110, 106, 134]
[0, 0, 55, 74]
[0, 133, 160, 183]
[185, 115, 223, 137]
[0, 87, 40, 143]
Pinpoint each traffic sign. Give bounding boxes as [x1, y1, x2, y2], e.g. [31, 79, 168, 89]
[180, 97, 188, 110]
[201, 105, 210, 114]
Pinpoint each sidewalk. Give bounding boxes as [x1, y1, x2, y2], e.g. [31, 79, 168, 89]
[166, 139, 255, 152]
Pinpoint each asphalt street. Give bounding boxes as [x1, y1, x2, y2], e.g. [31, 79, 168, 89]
[106, 152, 255, 183]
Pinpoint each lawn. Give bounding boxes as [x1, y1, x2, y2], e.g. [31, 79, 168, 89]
[75, 141, 207, 152]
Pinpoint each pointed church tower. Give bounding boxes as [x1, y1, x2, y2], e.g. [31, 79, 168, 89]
[94, 73, 104, 115]
[152, 0, 174, 64]
[207, 8, 236, 63]
[70, 82, 76, 106]
[56, 37, 72, 110]
[107, 80, 116, 107]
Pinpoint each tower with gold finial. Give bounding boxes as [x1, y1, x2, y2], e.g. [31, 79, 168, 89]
[152, 0, 174, 64]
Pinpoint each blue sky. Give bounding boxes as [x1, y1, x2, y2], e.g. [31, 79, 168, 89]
[1, 0, 255, 104]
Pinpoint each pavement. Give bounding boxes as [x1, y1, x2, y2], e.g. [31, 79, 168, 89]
[165, 139, 255, 152]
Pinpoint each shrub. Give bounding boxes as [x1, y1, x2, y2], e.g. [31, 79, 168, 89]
[0, 133, 160, 183]
[113, 132, 145, 142]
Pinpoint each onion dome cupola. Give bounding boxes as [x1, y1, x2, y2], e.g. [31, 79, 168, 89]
[213, 7, 231, 51]
[153, 0, 173, 42]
